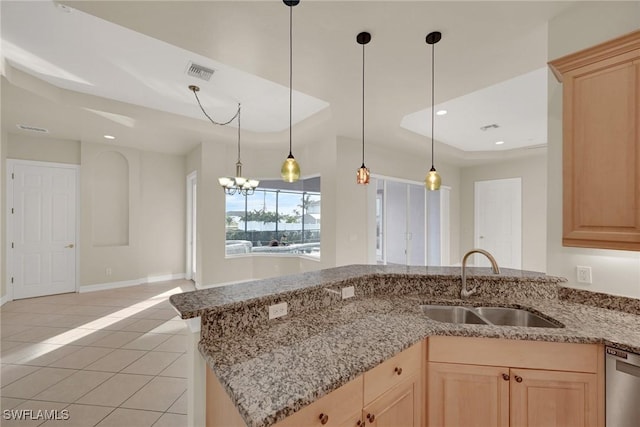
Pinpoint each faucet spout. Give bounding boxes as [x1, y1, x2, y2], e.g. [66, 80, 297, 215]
[461, 248, 500, 299]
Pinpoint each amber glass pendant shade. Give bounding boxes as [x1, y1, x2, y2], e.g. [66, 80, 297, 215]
[356, 165, 370, 185]
[425, 168, 441, 191]
[281, 154, 300, 183]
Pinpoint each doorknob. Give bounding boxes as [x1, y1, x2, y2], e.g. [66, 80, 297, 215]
[65, 244, 75, 249]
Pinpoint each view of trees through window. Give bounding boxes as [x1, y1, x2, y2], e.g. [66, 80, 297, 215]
[225, 177, 321, 257]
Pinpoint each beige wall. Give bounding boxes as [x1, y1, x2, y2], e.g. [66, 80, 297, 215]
[192, 132, 461, 287]
[80, 142, 185, 286]
[460, 154, 547, 272]
[2, 135, 186, 297]
[1, 131, 5, 302]
[364, 139, 462, 264]
[193, 127, 337, 286]
[547, 2, 640, 297]
[7, 133, 80, 164]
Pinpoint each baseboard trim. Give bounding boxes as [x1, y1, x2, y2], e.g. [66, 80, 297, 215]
[196, 278, 253, 290]
[80, 273, 186, 293]
[0, 294, 9, 307]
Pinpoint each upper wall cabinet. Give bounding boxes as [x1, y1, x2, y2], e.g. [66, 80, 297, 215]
[549, 30, 640, 251]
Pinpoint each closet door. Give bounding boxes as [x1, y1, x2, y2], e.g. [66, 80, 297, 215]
[408, 185, 426, 266]
[386, 180, 408, 265]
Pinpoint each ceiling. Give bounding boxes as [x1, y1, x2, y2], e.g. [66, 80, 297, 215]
[1, 1, 577, 163]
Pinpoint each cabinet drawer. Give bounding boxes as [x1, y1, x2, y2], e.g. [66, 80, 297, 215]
[274, 376, 363, 427]
[364, 341, 422, 404]
[428, 337, 600, 373]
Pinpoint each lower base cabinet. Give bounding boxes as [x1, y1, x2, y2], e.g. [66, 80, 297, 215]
[362, 374, 421, 427]
[427, 337, 604, 427]
[206, 341, 423, 427]
[205, 337, 603, 427]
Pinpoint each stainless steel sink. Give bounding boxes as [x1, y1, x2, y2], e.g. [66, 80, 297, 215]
[474, 307, 561, 328]
[420, 305, 488, 325]
[420, 304, 563, 328]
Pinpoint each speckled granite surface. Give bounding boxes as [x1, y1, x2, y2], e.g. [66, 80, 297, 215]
[168, 265, 640, 427]
[559, 286, 640, 315]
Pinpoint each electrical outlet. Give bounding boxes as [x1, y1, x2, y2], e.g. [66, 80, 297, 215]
[268, 302, 288, 320]
[576, 266, 592, 284]
[341, 286, 355, 299]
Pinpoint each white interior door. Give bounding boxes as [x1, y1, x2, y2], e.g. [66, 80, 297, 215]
[474, 178, 522, 269]
[10, 162, 77, 299]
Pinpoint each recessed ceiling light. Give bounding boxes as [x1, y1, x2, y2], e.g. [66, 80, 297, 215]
[436, 109, 447, 116]
[495, 140, 505, 145]
[104, 135, 115, 140]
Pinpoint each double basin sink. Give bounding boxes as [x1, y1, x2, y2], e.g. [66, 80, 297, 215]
[421, 305, 563, 328]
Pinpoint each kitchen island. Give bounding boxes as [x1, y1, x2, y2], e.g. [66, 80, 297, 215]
[170, 265, 640, 427]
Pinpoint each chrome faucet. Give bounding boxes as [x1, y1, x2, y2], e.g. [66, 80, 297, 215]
[461, 249, 500, 298]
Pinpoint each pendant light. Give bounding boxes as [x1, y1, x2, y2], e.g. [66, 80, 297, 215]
[425, 31, 442, 191]
[281, 0, 301, 183]
[356, 31, 372, 185]
[189, 85, 259, 196]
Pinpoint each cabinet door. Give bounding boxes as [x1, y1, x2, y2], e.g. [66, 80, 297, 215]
[427, 362, 509, 427]
[510, 368, 598, 427]
[274, 376, 364, 427]
[363, 376, 421, 427]
[549, 30, 640, 251]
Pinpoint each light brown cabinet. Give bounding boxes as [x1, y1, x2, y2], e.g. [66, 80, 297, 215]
[427, 337, 604, 427]
[206, 341, 423, 427]
[362, 341, 422, 427]
[549, 30, 640, 251]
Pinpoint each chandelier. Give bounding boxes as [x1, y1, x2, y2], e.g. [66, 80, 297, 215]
[189, 85, 259, 196]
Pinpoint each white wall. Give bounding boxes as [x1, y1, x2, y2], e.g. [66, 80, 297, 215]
[461, 154, 547, 272]
[547, 2, 640, 297]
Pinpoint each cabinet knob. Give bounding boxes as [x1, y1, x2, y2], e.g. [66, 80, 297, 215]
[367, 413, 375, 423]
[357, 420, 363, 426]
[319, 413, 329, 425]
[394, 367, 403, 375]
[515, 375, 523, 383]
[502, 373, 510, 381]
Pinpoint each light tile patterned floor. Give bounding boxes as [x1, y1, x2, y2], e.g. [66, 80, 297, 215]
[0, 280, 194, 427]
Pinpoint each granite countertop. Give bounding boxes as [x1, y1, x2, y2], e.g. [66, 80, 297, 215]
[169, 265, 640, 427]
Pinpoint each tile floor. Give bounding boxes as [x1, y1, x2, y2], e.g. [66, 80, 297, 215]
[1, 280, 195, 427]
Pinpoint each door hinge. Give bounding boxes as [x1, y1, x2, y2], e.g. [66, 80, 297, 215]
[11, 208, 14, 214]
[11, 277, 14, 284]
[11, 242, 14, 249]
[11, 172, 14, 179]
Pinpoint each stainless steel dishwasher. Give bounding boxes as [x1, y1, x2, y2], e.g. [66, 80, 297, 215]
[606, 346, 640, 426]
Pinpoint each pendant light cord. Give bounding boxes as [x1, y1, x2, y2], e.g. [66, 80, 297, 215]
[191, 88, 240, 126]
[361, 41, 366, 167]
[288, 4, 293, 157]
[431, 41, 435, 170]
[237, 104, 241, 163]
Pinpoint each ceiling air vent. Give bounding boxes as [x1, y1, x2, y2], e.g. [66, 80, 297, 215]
[17, 124, 49, 133]
[186, 62, 215, 81]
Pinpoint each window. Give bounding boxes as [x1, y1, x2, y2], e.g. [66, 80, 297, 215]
[225, 177, 320, 257]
